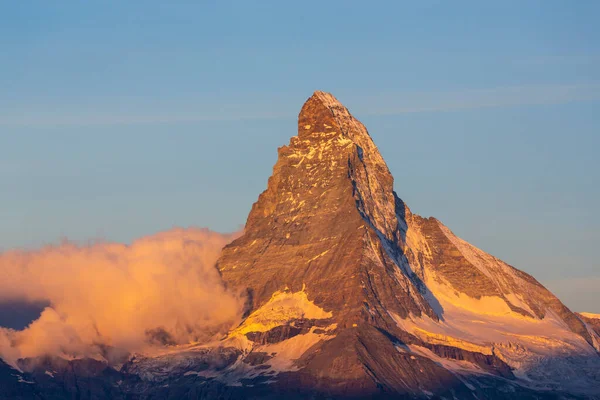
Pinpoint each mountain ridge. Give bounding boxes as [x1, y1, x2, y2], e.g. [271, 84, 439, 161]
[214, 91, 600, 398]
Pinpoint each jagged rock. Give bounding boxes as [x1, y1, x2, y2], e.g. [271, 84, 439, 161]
[216, 91, 600, 398]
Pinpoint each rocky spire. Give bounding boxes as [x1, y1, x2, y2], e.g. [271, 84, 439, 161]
[296, 91, 400, 242]
[219, 90, 435, 320]
[215, 91, 599, 398]
[213, 91, 512, 396]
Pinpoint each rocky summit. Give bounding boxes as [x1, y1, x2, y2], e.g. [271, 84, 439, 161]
[2, 92, 599, 399]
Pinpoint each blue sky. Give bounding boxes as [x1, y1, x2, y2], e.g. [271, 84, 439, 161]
[1, 1, 599, 312]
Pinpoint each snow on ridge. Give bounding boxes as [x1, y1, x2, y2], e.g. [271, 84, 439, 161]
[391, 283, 600, 394]
[395, 219, 600, 395]
[579, 312, 600, 320]
[436, 220, 538, 316]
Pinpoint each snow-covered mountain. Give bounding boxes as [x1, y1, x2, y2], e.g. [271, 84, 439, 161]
[1, 91, 598, 399]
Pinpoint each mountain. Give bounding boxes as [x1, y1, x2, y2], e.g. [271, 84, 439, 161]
[214, 91, 600, 399]
[1, 91, 599, 399]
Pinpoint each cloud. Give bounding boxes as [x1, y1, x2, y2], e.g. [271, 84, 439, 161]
[0, 111, 290, 127]
[514, 54, 600, 67]
[1, 82, 599, 127]
[0, 228, 243, 367]
[361, 83, 600, 116]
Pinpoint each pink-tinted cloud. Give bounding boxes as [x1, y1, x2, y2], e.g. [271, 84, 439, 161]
[0, 228, 242, 367]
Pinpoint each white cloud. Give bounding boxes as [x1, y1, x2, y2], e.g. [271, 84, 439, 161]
[361, 83, 600, 115]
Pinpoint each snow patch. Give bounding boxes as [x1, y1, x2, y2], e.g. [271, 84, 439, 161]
[307, 250, 329, 263]
[392, 272, 600, 394]
[13, 374, 34, 384]
[580, 312, 600, 320]
[437, 221, 538, 317]
[260, 324, 337, 372]
[231, 286, 332, 336]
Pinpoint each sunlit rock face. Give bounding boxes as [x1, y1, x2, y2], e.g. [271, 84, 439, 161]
[216, 91, 464, 397]
[218, 91, 438, 324]
[215, 91, 600, 398]
[1, 92, 599, 399]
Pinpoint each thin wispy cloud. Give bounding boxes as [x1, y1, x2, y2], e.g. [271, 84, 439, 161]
[0, 110, 291, 128]
[362, 82, 600, 116]
[515, 54, 600, 67]
[1, 83, 599, 127]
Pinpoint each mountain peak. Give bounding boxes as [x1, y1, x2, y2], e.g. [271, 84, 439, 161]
[298, 91, 367, 143]
[219, 90, 436, 321]
[215, 91, 600, 398]
[309, 90, 345, 110]
[297, 90, 350, 139]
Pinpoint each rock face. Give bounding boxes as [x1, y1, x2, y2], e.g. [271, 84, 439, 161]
[1, 91, 599, 399]
[216, 92, 488, 397]
[219, 91, 437, 323]
[214, 91, 600, 398]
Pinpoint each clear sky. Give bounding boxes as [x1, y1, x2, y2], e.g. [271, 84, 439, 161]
[1, 1, 599, 312]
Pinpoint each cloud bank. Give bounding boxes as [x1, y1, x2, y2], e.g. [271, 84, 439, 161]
[0, 228, 242, 367]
